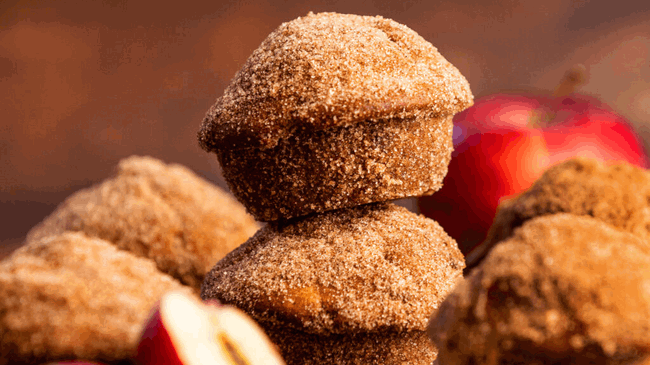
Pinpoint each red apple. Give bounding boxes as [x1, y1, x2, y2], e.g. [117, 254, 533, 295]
[134, 291, 285, 365]
[418, 65, 649, 263]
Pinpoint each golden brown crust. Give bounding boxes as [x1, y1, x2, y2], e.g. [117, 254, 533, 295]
[0, 232, 192, 365]
[26, 155, 259, 291]
[263, 324, 436, 365]
[429, 214, 650, 365]
[201, 203, 464, 335]
[218, 115, 453, 221]
[467, 157, 650, 268]
[198, 12, 473, 151]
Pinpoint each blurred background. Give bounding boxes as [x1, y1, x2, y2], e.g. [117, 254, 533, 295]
[2, 0, 650, 257]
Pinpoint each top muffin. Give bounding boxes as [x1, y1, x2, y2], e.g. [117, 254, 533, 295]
[198, 12, 473, 221]
[198, 12, 473, 151]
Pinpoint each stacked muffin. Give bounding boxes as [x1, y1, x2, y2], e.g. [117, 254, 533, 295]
[198, 12, 473, 364]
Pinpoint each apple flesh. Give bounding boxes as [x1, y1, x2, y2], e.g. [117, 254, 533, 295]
[418, 68, 649, 262]
[135, 291, 284, 365]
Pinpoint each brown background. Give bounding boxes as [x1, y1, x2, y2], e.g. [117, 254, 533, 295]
[2, 0, 650, 256]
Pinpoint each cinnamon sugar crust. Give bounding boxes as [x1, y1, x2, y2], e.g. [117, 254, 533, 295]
[468, 157, 650, 268]
[201, 203, 464, 335]
[26, 156, 259, 291]
[198, 12, 473, 151]
[0, 232, 192, 365]
[429, 214, 650, 365]
[219, 115, 453, 221]
[263, 325, 436, 365]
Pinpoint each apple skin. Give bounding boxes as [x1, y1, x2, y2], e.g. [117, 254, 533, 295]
[418, 91, 650, 258]
[135, 303, 184, 365]
[133, 291, 285, 365]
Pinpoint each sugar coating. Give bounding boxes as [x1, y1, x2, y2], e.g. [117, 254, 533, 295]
[263, 325, 436, 365]
[201, 203, 464, 335]
[26, 155, 259, 291]
[198, 12, 473, 151]
[219, 115, 453, 221]
[468, 157, 650, 268]
[0, 232, 192, 365]
[429, 214, 650, 365]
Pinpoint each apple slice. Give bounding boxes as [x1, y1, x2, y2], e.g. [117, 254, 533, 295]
[135, 291, 284, 365]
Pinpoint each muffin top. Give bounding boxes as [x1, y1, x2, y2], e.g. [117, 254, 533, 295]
[468, 157, 650, 268]
[201, 203, 464, 335]
[26, 155, 259, 291]
[430, 213, 650, 365]
[198, 12, 473, 151]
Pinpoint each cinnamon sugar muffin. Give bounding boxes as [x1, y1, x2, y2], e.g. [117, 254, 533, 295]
[467, 157, 650, 268]
[429, 214, 650, 365]
[26, 155, 259, 291]
[198, 12, 473, 221]
[201, 203, 465, 364]
[0, 232, 193, 365]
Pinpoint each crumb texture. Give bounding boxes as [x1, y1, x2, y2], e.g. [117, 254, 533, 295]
[198, 12, 473, 151]
[202, 203, 464, 334]
[429, 213, 650, 365]
[0, 232, 192, 365]
[263, 324, 436, 365]
[26, 155, 259, 290]
[219, 115, 453, 221]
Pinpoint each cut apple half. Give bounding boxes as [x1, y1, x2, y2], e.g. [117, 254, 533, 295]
[135, 291, 284, 365]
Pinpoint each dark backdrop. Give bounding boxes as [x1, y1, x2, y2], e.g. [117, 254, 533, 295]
[2, 0, 650, 257]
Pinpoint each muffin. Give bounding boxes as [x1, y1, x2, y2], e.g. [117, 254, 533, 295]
[198, 12, 473, 221]
[466, 157, 650, 268]
[26, 155, 260, 291]
[0, 232, 193, 365]
[429, 213, 650, 365]
[202, 203, 465, 364]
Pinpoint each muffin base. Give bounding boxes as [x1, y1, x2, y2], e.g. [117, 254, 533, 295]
[217, 115, 453, 221]
[263, 324, 436, 365]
